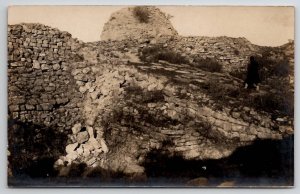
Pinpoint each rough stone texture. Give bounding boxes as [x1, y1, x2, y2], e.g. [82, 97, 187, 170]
[8, 24, 85, 133]
[150, 35, 261, 72]
[101, 6, 178, 41]
[8, 18, 293, 177]
[71, 123, 82, 134]
[76, 131, 89, 144]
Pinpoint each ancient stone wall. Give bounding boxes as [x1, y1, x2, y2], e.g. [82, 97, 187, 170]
[153, 35, 261, 71]
[8, 23, 293, 177]
[8, 23, 84, 133]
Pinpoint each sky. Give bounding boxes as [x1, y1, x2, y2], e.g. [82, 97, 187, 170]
[8, 6, 294, 46]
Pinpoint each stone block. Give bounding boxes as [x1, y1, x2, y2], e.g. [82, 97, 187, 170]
[41, 103, 53, 111]
[45, 87, 55, 92]
[25, 104, 35, 110]
[41, 64, 51, 70]
[9, 105, 19, 112]
[231, 112, 240, 119]
[53, 63, 60, 70]
[57, 42, 63, 47]
[66, 142, 78, 154]
[76, 131, 89, 144]
[56, 98, 69, 105]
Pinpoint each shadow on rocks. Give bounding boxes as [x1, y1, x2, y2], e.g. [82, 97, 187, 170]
[142, 135, 294, 186]
[8, 118, 68, 179]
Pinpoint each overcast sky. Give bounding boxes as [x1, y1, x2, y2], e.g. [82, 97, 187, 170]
[8, 6, 294, 46]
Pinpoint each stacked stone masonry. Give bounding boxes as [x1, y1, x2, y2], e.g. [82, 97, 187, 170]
[8, 23, 293, 176]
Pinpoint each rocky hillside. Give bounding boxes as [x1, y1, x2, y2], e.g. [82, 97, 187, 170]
[101, 6, 178, 41]
[8, 6, 294, 186]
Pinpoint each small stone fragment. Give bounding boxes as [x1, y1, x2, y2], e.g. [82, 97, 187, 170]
[71, 123, 82, 135]
[76, 131, 89, 144]
[99, 138, 109, 153]
[65, 142, 78, 154]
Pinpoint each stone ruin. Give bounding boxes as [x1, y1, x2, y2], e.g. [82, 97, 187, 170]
[8, 7, 294, 179]
[101, 6, 178, 41]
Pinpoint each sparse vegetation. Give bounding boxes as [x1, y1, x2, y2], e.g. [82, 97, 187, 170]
[140, 45, 222, 73]
[139, 45, 189, 64]
[195, 120, 212, 136]
[204, 79, 240, 100]
[250, 78, 294, 116]
[124, 85, 165, 104]
[229, 69, 246, 80]
[192, 57, 223, 72]
[101, 84, 178, 135]
[256, 56, 291, 80]
[8, 119, 68, 177]
[250, 93, 293, 117]
[274, 60, 290, 77]
[133, 6, 150, 23]
[228, 41, 293, 82]
[201, 74, 293, 117]
[255, 46, 292, 81]
[234, 49, 240, 56]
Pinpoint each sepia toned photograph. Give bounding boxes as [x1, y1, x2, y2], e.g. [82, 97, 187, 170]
[7, 5, 294, 187]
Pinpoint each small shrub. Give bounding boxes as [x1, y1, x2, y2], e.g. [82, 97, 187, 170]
[124, 85, 165, 103]
[158, 51, 188, 64]
[251, 92, 293, 117]
[234, 49, 240, 56]
[161, 139, 175, 147]
[192, 57, 223, 72]
[140, 45, 188, 64]
[133, 6, 150, 23]
[142, 90, 165, 103]
[249, 79, 293, 116]
[206, 79, 228, 98]
[195, 120, 212, 136]
[73, 53, 84, 62]
[256, 56, 291, 79]
[100, 85, 172, 132]
[274, 60, 290, 77]
[201, 79, 241, 106]
[229, 69, 245, 80]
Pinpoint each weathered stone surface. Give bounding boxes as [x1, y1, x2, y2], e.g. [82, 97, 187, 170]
[76, 131, 89, 144]
[9, 105, 20, 112]
[40, 103, 53, 111]
[86, 157, 97, 166]
[66, 152, 78, 161]
[66, 142, 78, 154]
[53, 63, 61, 70]
[99, 138, 109, 153]
[232, 112, 240, 119]
[8, 20, 293, 178]
[90, 138, 101, 149]
[71, 123, 82, 135]
[101, 6, 178, 41]
[32, 61, 40, 69]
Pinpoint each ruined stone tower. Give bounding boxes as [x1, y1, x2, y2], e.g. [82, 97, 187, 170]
[101, 6, 178, 41]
